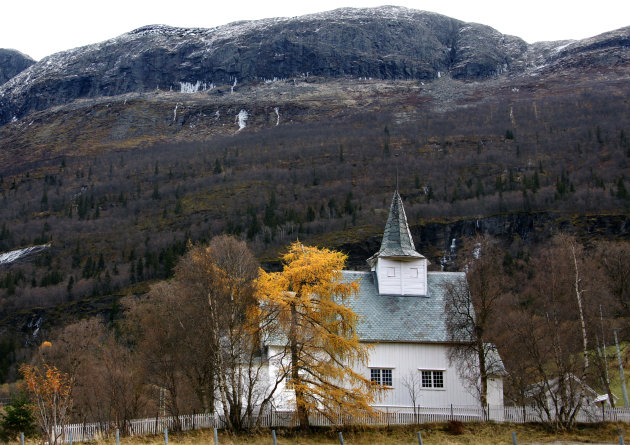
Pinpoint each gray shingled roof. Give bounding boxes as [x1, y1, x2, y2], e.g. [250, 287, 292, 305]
[367, 191, 424, 267]
[265, 270, 466, 346]
[342, 270, 465, 343]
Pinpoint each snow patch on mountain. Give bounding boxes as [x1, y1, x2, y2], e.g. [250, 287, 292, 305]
[179, 81, 215, 93]
[0, 244, 51, 266]
[237, 110, 248, 130]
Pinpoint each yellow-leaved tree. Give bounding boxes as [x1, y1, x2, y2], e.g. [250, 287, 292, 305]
[255, 242, 378, 428]
[19, 363, 73, 445]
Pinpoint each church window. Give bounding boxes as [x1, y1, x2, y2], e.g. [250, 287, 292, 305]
[370, 368, 393, 386]
[421, 370, 444, 388]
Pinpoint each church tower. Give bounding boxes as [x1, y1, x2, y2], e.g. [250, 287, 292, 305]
[367, 191, 428, 296]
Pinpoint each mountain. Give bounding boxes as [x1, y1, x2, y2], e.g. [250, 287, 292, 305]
[1, 6, 628, 127]
[0, 7, 629, 375]
[0, 49, 34, 85]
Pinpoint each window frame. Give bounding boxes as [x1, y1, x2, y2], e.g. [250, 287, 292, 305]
[370, 368, 394, 387]
[419, 369, 445, 390]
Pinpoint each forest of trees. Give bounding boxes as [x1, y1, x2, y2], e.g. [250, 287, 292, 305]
[4, 233, 629, 438]
[0, 97, 628, 316]
[445, 235, 630, 429]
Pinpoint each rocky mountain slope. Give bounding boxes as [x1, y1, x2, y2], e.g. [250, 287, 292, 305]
[0, 49, 34, 85]
[1, 6, 628, 126]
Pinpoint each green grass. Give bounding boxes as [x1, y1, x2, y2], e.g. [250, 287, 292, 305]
[602, 342, 630, 407]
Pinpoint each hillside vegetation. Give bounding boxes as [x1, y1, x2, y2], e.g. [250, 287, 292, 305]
[1, 75, 629, 325]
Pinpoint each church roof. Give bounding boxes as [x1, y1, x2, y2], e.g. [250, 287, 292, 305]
[342, 270, 464, 343]
[367, 191, 424, 267]
[264, 270, 466, 346]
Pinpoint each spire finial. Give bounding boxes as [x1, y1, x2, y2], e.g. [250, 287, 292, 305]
[395, 153, 399, 193]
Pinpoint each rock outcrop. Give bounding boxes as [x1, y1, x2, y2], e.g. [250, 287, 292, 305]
[0, 48, 34, 85]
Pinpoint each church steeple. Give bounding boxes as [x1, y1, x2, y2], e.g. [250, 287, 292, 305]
[368, 191, 429, 296]
[367, 190, 424, 268]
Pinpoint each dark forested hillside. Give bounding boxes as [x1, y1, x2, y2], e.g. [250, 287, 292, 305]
[1, 73, 629, 329]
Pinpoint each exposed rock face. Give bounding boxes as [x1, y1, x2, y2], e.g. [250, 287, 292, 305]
[339, 212, 630, 271]
[0, 49, 34, 85]
[0, 6, 628, 126]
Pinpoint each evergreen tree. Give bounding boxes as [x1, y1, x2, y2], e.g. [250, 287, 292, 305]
[618, 177, 628, 200]
[343, 192, 354, 215]
[263, 192, 277, 227]
[0, 394, 37, 441]
[306, 206, 316, 222]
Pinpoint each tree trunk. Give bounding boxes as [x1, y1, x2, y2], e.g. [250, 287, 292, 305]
[290, 302, 310, 428]
[571, 244, 589, 375]
[477, 341, 488, 411]
[209, 293, 233, 430]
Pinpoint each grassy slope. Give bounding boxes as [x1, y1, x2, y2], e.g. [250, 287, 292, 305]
[32, 423, 630, 445]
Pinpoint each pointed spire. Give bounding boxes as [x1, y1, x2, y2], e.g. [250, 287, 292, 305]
[367, 190, 424, 267]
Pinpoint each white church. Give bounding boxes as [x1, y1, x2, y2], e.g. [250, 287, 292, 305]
[268, 190, 505, 411]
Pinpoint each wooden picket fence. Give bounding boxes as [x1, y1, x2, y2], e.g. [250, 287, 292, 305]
[55, 405, 630, 443]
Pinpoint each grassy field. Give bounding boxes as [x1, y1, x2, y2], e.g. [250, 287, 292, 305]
[46, 422, 630, 445]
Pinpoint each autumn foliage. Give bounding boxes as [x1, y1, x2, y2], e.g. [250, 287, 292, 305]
[256, 242, 378, 427]
[19, 363, 73, 445]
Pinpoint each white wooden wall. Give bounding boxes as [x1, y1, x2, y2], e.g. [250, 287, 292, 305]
[356, 342, 481, 407]
[268, 342, 504, 410]
[374, 258, 427, 296]
[487, 376, 504, 406]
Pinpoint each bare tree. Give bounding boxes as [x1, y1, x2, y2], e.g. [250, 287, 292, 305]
[593, 240, 630, 328]
[125, 283, 192, 430]
[96, 333, 148, 431]
[588, 240, 630, 407]
[176, 235, 283, 430]
[401, 371, 422, 424]
[443, 234, 507, 413]
[500, 235, 592, 430]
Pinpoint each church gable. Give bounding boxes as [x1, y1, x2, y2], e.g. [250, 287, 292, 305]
[374, 257, 428, 296]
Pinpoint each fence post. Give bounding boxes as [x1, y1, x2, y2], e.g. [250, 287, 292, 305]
[272, 429, 277, 445]
[20, 432, 24, 445]
[416, 431, 423, 445]
[116, 428, 120, 445]
[164, 428, 168, 445]
[450, 404, 454, 421]
[620, 435, 625, 445]
[338, 431, 344, 445]
[69, 429, 73, 445]
[214, 427, 219, 445]
[512, 432, 518, 445]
